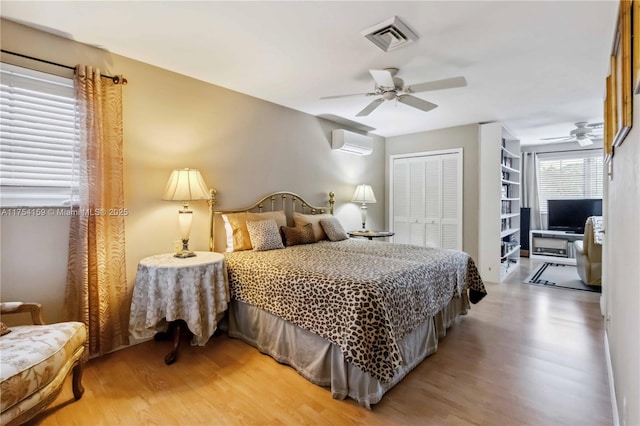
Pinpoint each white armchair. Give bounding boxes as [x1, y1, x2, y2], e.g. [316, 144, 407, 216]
[0, 302, 87, 425]
[574, 216, 602, 286]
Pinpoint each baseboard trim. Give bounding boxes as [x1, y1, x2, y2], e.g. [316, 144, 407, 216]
[605, 329, 620, 426]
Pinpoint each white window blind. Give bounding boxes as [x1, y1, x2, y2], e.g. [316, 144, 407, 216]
[0, 62, 78, 207]
[536, 150, 603, 214]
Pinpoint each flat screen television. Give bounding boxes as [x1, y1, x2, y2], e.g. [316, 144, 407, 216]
[547, 198, 602, 234]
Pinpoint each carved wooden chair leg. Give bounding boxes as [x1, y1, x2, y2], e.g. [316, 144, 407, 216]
[164, 320, 183, 365]
[71, 362, 85, 400]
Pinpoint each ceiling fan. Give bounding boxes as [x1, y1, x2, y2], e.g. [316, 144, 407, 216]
[321, 68, 467, 117]
[540, 122, 604, 147]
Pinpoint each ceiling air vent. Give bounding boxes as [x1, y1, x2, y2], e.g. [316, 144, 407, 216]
[361, 16, 418, 52]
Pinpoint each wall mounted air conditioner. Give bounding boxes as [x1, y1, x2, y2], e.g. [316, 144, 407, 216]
[331, 129, 373, 155]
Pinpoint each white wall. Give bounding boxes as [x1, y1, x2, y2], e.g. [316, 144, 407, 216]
[0, 19, 385, 323]
[604, 93, 640, 426]
[385, 123, 480, 261]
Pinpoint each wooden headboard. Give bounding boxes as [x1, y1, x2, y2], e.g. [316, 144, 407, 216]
[208, 191, 335, 252]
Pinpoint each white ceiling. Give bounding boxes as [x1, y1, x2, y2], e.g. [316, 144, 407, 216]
[1, 1, 619, 145]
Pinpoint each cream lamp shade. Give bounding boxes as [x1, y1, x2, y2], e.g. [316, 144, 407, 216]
[163, 168, 210, 258]
[351, 184, 376, 230]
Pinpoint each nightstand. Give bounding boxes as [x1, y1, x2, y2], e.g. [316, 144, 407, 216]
[348, 230, 395, 241]
[129, 251, 229, 364]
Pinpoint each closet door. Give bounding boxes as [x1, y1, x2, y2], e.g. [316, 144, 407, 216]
[423, 156, 442, 248]
[441, 155, 460, 249]
[392, 159, 410, 243]
[391, 150, 462, 250]
[408, 158, 426, 246]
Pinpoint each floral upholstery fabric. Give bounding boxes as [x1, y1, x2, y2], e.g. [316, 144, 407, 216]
[0, 322, 86, 417]
[589, 216, 604, 245]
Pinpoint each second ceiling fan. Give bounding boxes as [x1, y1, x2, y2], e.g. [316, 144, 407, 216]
[540, 122, 604, 146]
[322, 68, 467, 117]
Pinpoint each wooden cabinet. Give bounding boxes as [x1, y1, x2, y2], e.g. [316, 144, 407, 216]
[479, 123, 521, 282]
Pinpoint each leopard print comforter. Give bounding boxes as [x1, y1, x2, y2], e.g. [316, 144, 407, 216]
[225, 239, 486, 383]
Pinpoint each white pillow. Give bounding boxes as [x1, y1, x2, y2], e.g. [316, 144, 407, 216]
[246, 219, 285, 251]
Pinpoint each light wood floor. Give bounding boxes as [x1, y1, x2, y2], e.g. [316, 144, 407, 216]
[31, 259, 612, 425]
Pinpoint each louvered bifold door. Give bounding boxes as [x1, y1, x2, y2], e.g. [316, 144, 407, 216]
[392, 158, 410, 244]
[441, 155, 461, 249]
[391, 150, 462, 249]
[423, 157, 442, 248]
[408, 158, 427, 246]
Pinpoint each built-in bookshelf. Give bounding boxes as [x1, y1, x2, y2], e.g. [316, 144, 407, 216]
[479, 122, 521, 283]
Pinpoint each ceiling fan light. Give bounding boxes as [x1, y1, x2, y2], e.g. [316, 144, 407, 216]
[382, 91, 396, 101]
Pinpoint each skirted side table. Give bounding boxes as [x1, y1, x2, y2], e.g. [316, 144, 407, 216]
[129, 251, 229, 364]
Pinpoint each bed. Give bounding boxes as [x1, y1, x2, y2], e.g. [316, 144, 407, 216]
[210, 191, 486, 408]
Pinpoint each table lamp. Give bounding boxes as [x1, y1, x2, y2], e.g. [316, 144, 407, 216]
[352, 184, 376, 231]
[163, 168, 210, 258]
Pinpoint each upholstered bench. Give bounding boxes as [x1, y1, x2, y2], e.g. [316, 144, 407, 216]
[0, 302, 87, 426]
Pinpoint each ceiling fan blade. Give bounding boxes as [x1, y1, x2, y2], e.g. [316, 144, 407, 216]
[356, 98, 385, 117]
[320, 92, 372, 100]
[577, 138, 594, 147]
[369, 69, 395, 88]
[587, 122, 604, 129]
[397, 95, 438, 113]
[406, 76, 467, 93]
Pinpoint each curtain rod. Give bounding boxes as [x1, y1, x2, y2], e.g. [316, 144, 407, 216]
[1, 49, 127, 85]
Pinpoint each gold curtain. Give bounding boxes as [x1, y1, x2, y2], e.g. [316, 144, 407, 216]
[65, 66, 128, 356]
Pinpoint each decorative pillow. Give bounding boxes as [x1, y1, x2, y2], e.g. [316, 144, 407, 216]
[281, 224, 316, 247]
[222, 211, 287, 252]
[293, 212, 333, 241]
[0, 322, 10, 336]
[320, 217, 349, 241]
[247, 210, 287, 228]
[246, 219, 285, 251]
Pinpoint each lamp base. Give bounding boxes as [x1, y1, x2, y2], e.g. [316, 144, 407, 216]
[174, 250, 196, 258]
[360, 205, 369, 232]
[174, 239, 196, 258]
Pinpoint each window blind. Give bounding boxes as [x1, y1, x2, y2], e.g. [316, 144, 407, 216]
[0, 62, 78, 207]
[536, 150, 603, 214]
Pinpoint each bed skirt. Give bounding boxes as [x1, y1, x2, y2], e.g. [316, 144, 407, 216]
[227, 292, 470, 408]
